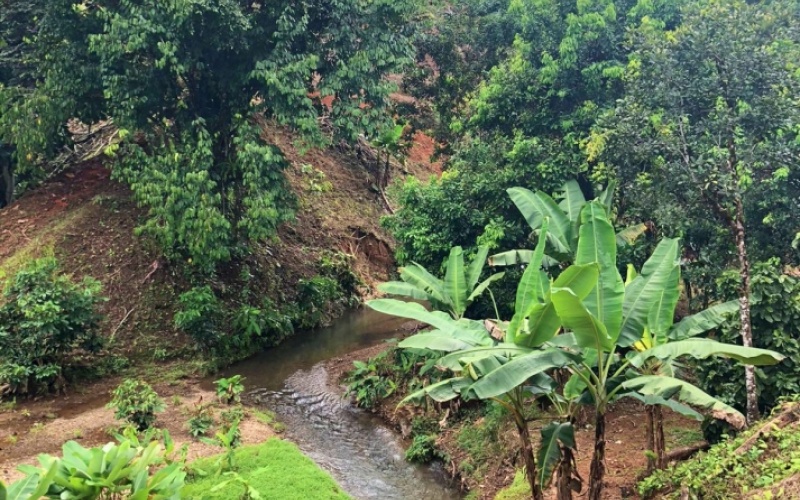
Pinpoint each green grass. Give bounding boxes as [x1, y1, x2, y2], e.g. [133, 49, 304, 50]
[183, 438, 351, 500]
[494, 470, 529, 500]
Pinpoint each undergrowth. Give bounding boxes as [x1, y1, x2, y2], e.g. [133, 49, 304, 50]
[639, 401, 800, 499]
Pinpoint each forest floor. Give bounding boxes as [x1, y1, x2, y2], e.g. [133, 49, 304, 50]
[326, 344, 704, 500]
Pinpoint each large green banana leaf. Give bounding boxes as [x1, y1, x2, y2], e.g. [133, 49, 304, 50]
[622, 375, 746, 429]
[552, 288, 613, 352]
[6, 458, 58, 500]
[402, 377, 473, 403]
[621, 392, 704, 421]
[619, 238, 680, 347]
[444, 246, 467, 316]
[647, 266, 681, 340]
[668, 300, 740, 340]
[615, 223, 648, 246]
[507, 220, 550, 342]
[630, 338, 784, 368]
[467, 349, 575, 399]
[487, 249, 560, 268]
[398, 330, 492, 352]
[399, 263, 447, 305]
[437, 345, 533, 371]
[576, 201, 624, 340]
[367, 299, 460, 333]
[508, 187, 571, 254]
[467, 246, 491, 291]
[558, 180, 586, 224]
[467, 272, 506, 303]
[377, 281, 430, 301]
[537, 422, 576, 487]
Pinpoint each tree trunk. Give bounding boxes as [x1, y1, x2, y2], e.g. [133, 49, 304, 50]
[733, 195, 758, 424]
[515, 418, 543, 500]
[557, 443, 576, 500]
[0, 156, 13, 208]
[645, 406, 656, 473]
[588, 410, 606, 500]
[654, 406, 665, 469]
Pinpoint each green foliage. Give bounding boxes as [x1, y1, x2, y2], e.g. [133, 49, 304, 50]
[183, 439, 351, 500]
[697, 261, 800, 416]
[215, 375, 246, 405]
[638, 403, 800, 499]
[599, 0, 800, 273]
[294, 276, 346, 330]
[380, 245, 504, 319]
[5, 430, 184, 500]
[345, 355, 398, 409]
[107, 379, 165, 431]
[187, 404, 215, 439]
[0, 257, 104, 395]
[174, 286, 224, 351]
[2, 0, 415, 272]
[404, 434, 442, 464]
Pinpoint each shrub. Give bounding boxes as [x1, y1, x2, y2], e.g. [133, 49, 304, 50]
[214, 375, 245, 405]
[4, 429, 185, 499]
[174, 286, 224, 351]
[404, 434, 443, 463]
[0, 257, 104, 395]
[696, 260, 800, 417]
[294, 275, 343, 329]
[187, 404, 215, 438]
[345, 355, 397, 409]
[108, 379, 165, 431]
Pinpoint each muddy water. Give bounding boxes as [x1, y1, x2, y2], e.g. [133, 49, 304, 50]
[223, 307, 461, 500]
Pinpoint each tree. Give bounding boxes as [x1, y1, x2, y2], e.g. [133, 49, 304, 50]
[597, 0, 800, 423]
[1, 0, 415, 272]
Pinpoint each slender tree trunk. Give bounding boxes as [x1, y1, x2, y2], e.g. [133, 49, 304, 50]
[654, 406, 665, 469]
[0, 157, 13, 208]
[733, 196, 758, 424]
[645, 406, 656, 473]
[557, 443, 575, 500]
[515, 417, 543, 500]
[588, 410, 606, 500]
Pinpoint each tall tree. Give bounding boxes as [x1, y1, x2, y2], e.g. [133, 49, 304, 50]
[596, 0, 800, 422]
[0, 0, 415, 272]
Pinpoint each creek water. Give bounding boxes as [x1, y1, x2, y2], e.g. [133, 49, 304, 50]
[221, 307, 461, 500]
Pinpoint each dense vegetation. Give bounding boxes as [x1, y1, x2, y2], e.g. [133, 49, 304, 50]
[2, 0, 800, 498]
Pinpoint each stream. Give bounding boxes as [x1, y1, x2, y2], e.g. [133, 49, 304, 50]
[221, 307, 461, 500]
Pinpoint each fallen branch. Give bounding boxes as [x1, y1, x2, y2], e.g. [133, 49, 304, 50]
[665, 442, 709, 462]
[110, 306, 136, 341]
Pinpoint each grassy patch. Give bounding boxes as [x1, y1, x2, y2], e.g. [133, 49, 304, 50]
[665, 424, 704, 448]
[183, 438, 351, 500]
[0, 206, 90, 291]
[494, 470, 529, 500]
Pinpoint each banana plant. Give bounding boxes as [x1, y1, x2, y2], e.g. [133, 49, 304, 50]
[378, 245, 505, 319]
[369, 222, 596, 499]
[489, 180, 647, 267]
[626, 261, 740, 472]
[545, 200, 784, 500]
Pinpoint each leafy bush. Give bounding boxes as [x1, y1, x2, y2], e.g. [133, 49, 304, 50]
[404, 434, 443, 463]
[345, 355, 398, 409]
[5, 429, 185, 499]
[294, 276, 344, 329]
[108, 379, 165, 431]
[174, 286, 224, 351]
[187, 404, 215, 439]
[697, 260, 800, 417]
[0, 257, 104, 395]
[215, 375, 245, 405]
